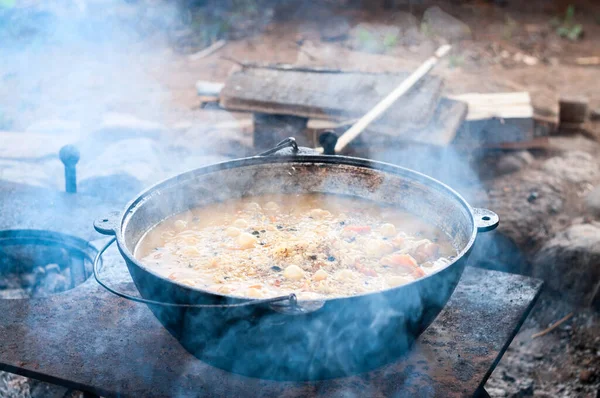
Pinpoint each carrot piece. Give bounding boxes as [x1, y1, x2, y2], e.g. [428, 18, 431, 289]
[381, 254, 419, 268]
[392, 236, 405, 248]
[344, 225, 372, 234]
[359, 267, 378, 277]
[248, 285, 262, 289]
[381, 253, 425, 278]
[354, 259, 378, 277]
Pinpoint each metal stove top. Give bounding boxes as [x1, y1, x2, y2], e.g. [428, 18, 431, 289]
[0, 180, 543, 397]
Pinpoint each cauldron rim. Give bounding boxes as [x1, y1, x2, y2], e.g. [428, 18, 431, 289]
[105, 153, 491, 304]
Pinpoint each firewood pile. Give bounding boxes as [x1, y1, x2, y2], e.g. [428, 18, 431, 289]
[196, 61, 569, 153]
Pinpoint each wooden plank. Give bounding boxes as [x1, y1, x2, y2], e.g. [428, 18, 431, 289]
[307, 118, 356, 130]
[360, 98, 468, 146]
[447, 92, 535, 145]
[308, 98, 467, 148]
[448, 92, 533, 121]
[220, 68, 443, 131]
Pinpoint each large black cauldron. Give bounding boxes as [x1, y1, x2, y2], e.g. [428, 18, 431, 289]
[94, 139, 498, 381]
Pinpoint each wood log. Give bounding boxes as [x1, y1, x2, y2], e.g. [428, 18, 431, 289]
[360, 98, 467, 147]
[196, 81, 224, 97]
[449, 92, 535, 144]
[559, 96, 589, 124]
[220, 67, 443, 132]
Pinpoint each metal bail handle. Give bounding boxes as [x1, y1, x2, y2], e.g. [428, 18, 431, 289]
[93, 237, 297, 309]
[257, 137, 299, 156]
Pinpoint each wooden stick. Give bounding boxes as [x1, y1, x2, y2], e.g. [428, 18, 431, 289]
[189, 40, 227, 61]
[575, 56, 600, 66]
[316, 45, 452, 154]
[531, 313, 573, 339]
[221, 57, 358, 74]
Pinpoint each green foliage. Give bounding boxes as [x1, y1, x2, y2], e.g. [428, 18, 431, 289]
[565, 4, 575, 22]
[448, 54, 464, 69]
[356, 28, 372, 45]
[383, 33, 398, 49]
[503, 15, 517, 40]
[552, 4, 584, 41]
[420, 21, 432, 37]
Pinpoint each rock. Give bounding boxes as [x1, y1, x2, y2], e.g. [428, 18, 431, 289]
[585, 186, 600, 218]
[348, 23, 401, 53]
[487, 149, 600, 254]
[541, 151, 599, 184]
[522, 55, 539, 66]
[579, 369, 594, 383]
[79, 138, 165, 185]
[548, 135, 600, 154]
[0, 158, 63, 189]
[25, 119, 81, 135]
[0, 371, 31, 398]
[93, 113, 165, 141]
[28, 381, 70, 398]
[486, 387, 508, 397]
[319, 16, 351, 42]
[532, 224, 600, 306]
[515, 378, 534, 396]
[496, 151, 534, 175]
[79, 173, 145, 203]
[501, 371, 517, 382]
[386, 11, 421, 45]
[0, 131, 79, 160]
[487, 168, 564, 250]
[422, 6, 472, 41]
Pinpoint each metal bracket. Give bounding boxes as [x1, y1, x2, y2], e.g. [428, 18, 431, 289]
[257, 137, 299, 156]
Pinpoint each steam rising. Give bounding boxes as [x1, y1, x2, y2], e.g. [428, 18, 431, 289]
[0, 0, 494, 391]
[0, 0, 181, 135]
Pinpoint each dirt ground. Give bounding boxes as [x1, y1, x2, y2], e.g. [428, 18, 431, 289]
[1, 0, 600, 397]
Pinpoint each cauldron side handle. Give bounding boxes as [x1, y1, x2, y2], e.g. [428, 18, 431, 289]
[94, 211, 121, 236]
[472, 208, 499, 233]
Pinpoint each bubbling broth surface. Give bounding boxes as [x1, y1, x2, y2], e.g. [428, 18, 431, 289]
[135, 193, 458, 300]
